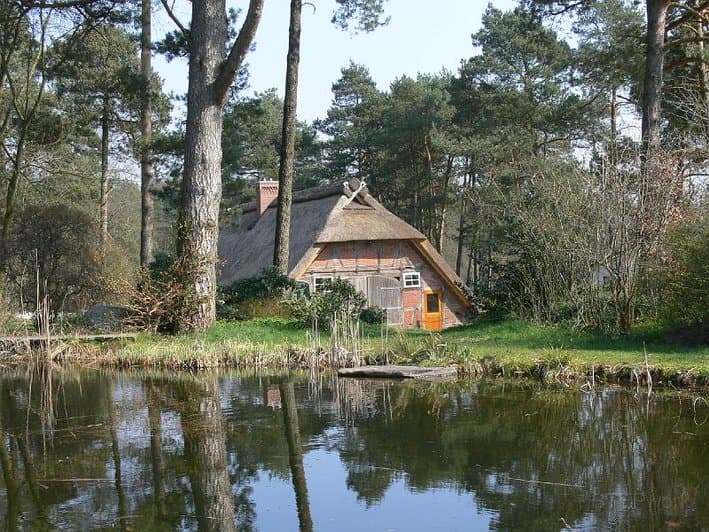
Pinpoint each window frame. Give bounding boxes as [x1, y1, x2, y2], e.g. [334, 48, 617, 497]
[313, 275, 334, 293]
[402, 271, 421, 288]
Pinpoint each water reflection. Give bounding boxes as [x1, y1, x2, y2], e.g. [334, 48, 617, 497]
[0, 368, 707, 531]
[281, 381, 313, 532]
[176, 376, 237, 531]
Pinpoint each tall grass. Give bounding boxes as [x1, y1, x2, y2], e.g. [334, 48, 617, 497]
[6, 317, 707, 387]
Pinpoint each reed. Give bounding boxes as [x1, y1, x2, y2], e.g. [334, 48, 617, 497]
[2, 318, 707, 389]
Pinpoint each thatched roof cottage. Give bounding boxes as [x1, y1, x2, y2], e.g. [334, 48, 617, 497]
[218, 178, 470, 330]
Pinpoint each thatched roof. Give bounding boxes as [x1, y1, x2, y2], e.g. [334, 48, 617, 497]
[218, 178, 469, 305]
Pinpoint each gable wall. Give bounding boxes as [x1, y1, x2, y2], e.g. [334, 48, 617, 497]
[300, 240, 467, 329]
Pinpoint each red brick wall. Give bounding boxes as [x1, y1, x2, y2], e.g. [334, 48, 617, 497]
[302, 240, 467, 328]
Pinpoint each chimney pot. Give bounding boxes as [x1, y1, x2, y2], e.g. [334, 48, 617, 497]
[256, 180, 279, 216]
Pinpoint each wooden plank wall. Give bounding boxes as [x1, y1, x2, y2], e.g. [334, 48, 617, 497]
[303, 240, 467, 328]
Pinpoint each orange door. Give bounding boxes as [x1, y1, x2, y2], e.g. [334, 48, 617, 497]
[423, 291, 443, 331]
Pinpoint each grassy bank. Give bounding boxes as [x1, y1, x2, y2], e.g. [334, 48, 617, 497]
[399, 320, 709, 387]
[82, 318, 709, 387]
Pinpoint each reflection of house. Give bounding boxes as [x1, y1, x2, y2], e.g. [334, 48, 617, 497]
[219, 179, 470, 330]
[266, 387, 282, 409]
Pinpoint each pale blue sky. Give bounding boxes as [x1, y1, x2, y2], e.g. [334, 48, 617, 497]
[153, 0, 517, 122]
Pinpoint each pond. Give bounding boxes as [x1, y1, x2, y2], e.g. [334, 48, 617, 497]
[0, 368, 707, 531]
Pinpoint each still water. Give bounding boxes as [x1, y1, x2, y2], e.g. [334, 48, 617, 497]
[0, 368, 707, 531]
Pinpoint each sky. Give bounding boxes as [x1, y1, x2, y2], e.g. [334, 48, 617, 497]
[153, 0, 518, 123]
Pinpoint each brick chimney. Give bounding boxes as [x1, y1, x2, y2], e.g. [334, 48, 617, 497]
[256, 180, 279, 215]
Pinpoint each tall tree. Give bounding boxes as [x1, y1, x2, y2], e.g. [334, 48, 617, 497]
[140, 0, 155, 268]
[175, 0, 263, 330]
[373, 74, 457, 249]
[273, 0, 389, 274]
[642, 0, 670, 156]
[51, 25, 142, 255]
[273, 0, 303, 274]
[318, 61, 383, 180]
[0, 5, 49, 241]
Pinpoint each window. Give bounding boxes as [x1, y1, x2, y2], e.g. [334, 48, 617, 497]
[295, 281, 310, 299]
[402, 271, 421, 288]
[313, 276, 333, 292]
[426, 292, 440, 313]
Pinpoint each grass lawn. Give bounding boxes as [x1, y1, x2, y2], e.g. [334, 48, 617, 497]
[108, 318, 709, 380]
[428, 320, 709, 374]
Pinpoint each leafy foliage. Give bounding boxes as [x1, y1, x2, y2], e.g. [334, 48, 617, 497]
[331, 0, 390, 32]
[218, 267, 298, 321]
[647, 217, 709, 330]
[288, 279, 367, 327]
[2, 204, 101, 315]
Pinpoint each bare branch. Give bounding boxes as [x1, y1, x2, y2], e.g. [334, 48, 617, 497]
[159, 0, 189, 40]
[665, 56, 709, 72]
[667, 1, 709, 31]
[535, 0, 592, 17]
[213, 0, 264, 106]
[664, 36, 709, 50]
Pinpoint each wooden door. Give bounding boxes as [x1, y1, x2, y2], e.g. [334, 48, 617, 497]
[423, 291, 443, 331]
[367, 275, 403, 326]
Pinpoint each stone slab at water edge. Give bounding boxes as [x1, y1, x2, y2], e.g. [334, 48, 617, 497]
[338, 365, 458, 380]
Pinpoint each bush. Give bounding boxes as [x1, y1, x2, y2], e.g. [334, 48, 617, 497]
[647, 218, 708, 329]
[288, 278, 366, 327]
[104, 254, 206, 333]
[218, 267, 298, 320]
[359, 306, 385, 324]
[2, 204, 101, 316]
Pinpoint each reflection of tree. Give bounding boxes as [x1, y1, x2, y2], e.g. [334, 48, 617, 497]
[0, 381, 20, 530]
[107, 381, 128, 530]
[176, 375, 237, 532]
[280, 381, 313, 532]
[332, 380, 709, 530]
[1, 370, 708, 530]
[0, 368, 116, 528]
[146, 381, 167, 519]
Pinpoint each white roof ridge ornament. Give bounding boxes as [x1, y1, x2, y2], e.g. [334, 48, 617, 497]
[342, 178, 367, 209]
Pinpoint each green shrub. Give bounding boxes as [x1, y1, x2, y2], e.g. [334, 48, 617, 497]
[288, 278, 366, 327]
[218, 267, 297, 320]
[646, 218, 708, 329]
[359, 306, 385, 324]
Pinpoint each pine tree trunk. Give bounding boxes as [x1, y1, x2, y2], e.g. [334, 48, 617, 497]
[100, 93, 110, 255]
[177, 0, 262, 330]
[697, 12, 709, 129]
[436, 155, 454, 252]
[178, 0, 228, 329]
[455, 168, 469, 276]
[140, 0, 154, 269]
[274, 0, 303, 274]
[642, 0, 668, 155]
[2, 126, 24, 239]
[609, 86, 617, 168]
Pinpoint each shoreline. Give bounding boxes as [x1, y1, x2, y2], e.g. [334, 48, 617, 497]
[1, 318, 707, 390]
[2, 343, 706, 391]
